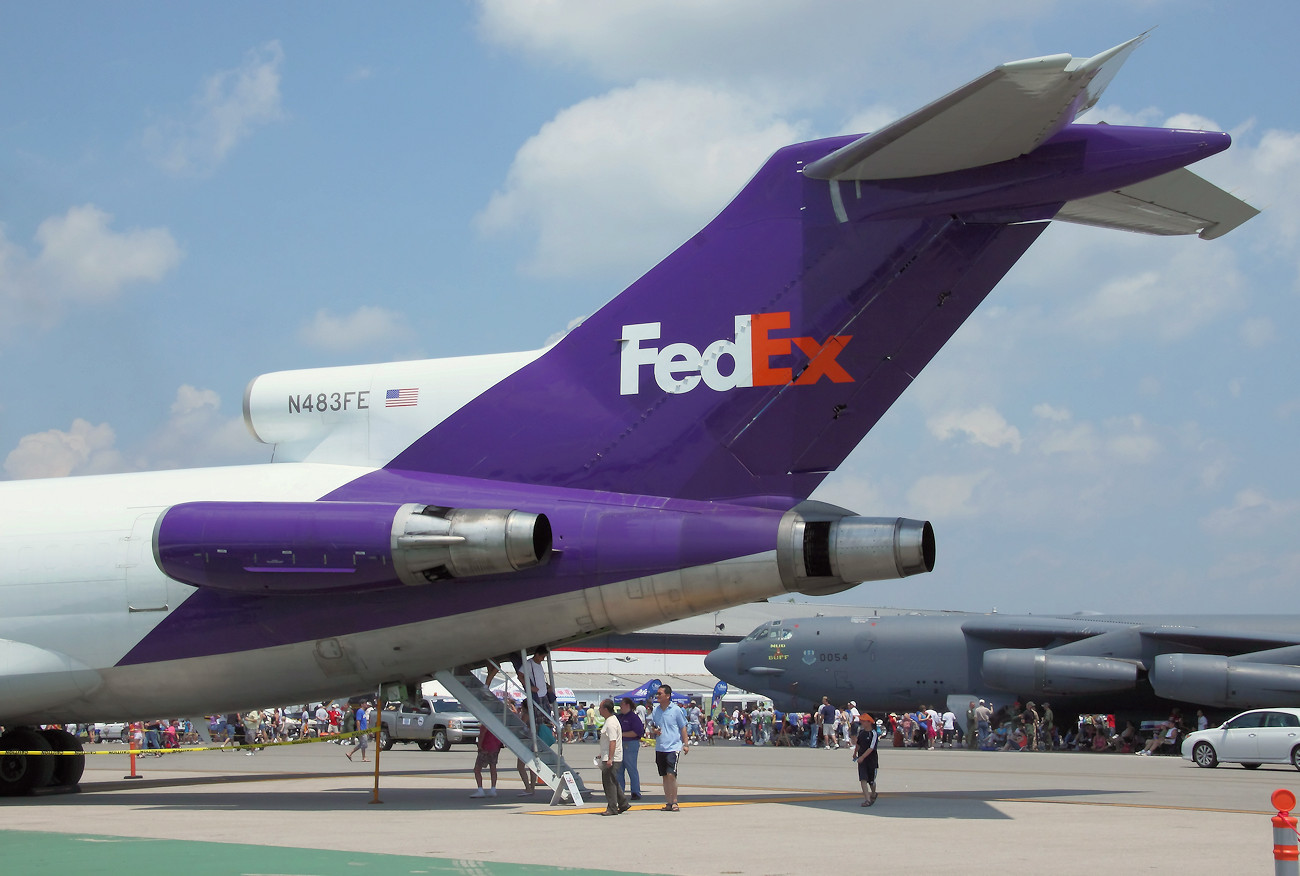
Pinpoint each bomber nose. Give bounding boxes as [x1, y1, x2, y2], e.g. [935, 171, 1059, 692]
[704, 644, 735, 678]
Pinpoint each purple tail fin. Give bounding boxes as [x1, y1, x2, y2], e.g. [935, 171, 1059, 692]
[388, 123, 1229, 504]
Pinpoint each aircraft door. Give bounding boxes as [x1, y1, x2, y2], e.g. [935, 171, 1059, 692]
[124, 512, 169, 614]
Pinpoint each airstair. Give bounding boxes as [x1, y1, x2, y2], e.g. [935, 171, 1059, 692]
[435, 656, 589, 806]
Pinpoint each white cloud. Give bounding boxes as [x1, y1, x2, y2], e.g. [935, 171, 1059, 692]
[1035, 414, 1160, 465]
[1201, 488, 1300, 536]
[1240, 317, 1275, 347]
[1032, 403, 1071, 422]
[299, 306, 413, 352]
[476, 79, 808, 278]
[1163, 112, 1224, 133]
[3, 419, 123, 479]
[1065, 244, 1246, 341]
[1103, 415, 1161, 464]
[0, 204, 182, 330]
[145, 41, 285, 176]
[906, 470, 990, 518]
[475, 0, 1051, 104]
[2, 385, 267, 480]
[1038, 422, 1098, 458]
[927, 405, 1022, 452]
[809, 470, 887, 517]
[141, 385, 263, 470]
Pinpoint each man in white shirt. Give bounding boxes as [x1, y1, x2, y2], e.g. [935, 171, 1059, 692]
[598, 699, 630, 815]
[941, 709, 957, 748]
[522, 646, 552, 712]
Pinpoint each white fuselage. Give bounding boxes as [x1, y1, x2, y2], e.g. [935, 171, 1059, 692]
[0, 463, 787, 723]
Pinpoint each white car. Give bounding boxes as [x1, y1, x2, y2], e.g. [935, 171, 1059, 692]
[1182, 708, 1300, 769]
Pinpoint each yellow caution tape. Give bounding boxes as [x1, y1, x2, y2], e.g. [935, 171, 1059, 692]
[2, 728, 377, 756]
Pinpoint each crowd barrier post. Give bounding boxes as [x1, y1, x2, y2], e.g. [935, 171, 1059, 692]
[123, 723, 142, 780]
[370, 723, 382, 805]
[1272, 788, 1298, 876]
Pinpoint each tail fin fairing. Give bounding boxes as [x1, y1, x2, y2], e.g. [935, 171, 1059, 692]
[377, 39, 1252, 507]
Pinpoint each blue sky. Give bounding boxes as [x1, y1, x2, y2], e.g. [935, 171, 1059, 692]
[1, 2, 1297, 614]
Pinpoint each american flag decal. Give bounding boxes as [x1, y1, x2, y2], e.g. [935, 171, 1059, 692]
[385, 388, 419, 408]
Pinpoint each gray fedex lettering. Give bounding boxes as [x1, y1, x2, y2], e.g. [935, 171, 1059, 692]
[287, 390, 370, 414]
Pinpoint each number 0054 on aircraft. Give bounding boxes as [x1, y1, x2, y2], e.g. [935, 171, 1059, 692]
[0, 36, 1256, 794]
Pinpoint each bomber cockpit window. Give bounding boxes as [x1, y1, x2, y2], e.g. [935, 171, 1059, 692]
[743, 622, 793, 642]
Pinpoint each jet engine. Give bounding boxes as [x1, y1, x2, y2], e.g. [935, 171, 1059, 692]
[1149, 654, 1300, 709]
[981, 648, 1138, 695]
[778, 502, 934, 596]
[155, 501, 552, 595]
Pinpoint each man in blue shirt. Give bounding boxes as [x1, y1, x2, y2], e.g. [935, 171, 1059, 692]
[649, 685, 689, 811]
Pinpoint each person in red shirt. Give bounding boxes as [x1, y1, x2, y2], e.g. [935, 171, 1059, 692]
[470, 728, 504, 797]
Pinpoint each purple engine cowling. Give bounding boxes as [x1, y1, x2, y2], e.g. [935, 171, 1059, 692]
[154, 501, 553, 594]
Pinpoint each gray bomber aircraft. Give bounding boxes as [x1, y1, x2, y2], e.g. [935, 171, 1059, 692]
[703, 611, 1300, 720]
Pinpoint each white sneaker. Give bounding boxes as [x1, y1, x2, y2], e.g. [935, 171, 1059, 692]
[470, 788, 486, 798]
[486, 788, 497, 797]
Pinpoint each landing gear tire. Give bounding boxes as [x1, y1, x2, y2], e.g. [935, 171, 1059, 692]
[0, 728, 56, 796]
[39, 728, 85, 789]
[431, 729, 450, 753]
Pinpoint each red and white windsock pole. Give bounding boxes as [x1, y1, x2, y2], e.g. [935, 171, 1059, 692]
[1272, 789, 1298, 876]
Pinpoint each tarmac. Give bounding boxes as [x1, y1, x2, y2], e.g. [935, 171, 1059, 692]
[2, 737, 1295, 874]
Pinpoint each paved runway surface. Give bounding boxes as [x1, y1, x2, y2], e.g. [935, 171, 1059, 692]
[2, 738, 1296, 874]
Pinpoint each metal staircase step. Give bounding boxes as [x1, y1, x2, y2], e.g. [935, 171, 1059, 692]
[435, 668, 588, 805]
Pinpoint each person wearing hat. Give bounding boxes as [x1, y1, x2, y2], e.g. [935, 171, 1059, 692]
[852, 711, 879, 807]
[847, 701, 860, 739]
[973, 700, 992, 749]
[1020, 701, 1040, 751]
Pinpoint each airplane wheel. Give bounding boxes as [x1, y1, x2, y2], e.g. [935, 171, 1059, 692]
[0, 728, 56, 796]
[39, 728, 85, 789]
[1192, 741, 1218, 769]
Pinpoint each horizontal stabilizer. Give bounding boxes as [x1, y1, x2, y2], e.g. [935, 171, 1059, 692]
[1054, 167, 1260, 239]
[804, 35, 1146, 181]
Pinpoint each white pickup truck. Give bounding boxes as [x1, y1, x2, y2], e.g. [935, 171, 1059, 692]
[378, 698, 480, 752]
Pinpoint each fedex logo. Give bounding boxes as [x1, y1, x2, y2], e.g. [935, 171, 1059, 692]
[619, 312, 852, 395]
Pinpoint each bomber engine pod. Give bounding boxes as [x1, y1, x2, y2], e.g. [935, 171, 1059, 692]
[779, 504, 935, 596]
[155, 501, 552, 594]
[1149, 653, 1300, 709]
[981, 648, 1138, 695]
